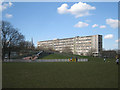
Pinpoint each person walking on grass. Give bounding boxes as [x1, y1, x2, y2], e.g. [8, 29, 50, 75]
[116, 58, 119, 65]
[76, 57, 78, 62]
[104, 58, 106, 62]
[71, 57, 72, 61]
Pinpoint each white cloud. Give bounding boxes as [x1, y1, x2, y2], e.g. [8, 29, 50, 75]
[2, 3, 8, 11]
[57, 4, 69, 14]
[5, 13, 13, 18]
[115, 39, 120, 43]
[85, 20, 91, 22]
[100, 25, 106, 29]
[92, 24, 98, 28]
[74, 21, 89, 28]
[0, 2, 13, 12]
[53, 38, 58, 40]
[57, 2, 96, 18]
[0, 2, 2, 12]
[9, 2, 13, 7]
[104, 34, 113, 39]
[106, 18, 118, 29]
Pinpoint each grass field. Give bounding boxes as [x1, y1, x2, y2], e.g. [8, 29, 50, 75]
[2, 58, 118, 88]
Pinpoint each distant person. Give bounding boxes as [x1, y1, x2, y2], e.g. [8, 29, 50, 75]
[71, 57, 72, 61]
[76, 57, 78, 62]
[104, 58, 106, 62]
[116, 58, 119, 65]
[29, 57, 32, 60]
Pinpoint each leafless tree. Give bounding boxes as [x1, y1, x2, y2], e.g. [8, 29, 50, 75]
[101, 49, 117, 58]
[37, 46, 44, 51]
[62, 46, 73, 54]
[47, 46, 54, 52]
[37, 45, 54, 52]
[87, 48, 96, 56]
[19, 41, 35, 50]
[1, 21, 25, 60]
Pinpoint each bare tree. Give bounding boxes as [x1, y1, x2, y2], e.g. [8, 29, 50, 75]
[37, 46, 45, 51]
[62, 46, 73, 54]
[38, 45, 54, 53]
[101, 50, 117, 58]
[87, 48, 96, 56]
[1, 21, 25, 60]
[19, 41, 35, 50]
[47, 46, 54, 52]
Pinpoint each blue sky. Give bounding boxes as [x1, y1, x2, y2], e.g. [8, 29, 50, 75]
[2, 2, 118, 50]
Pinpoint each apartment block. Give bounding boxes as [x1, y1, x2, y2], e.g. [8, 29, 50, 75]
[37, 35, 102, 56]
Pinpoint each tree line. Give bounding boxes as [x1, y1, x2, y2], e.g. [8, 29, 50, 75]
[1, 21, 35, 61]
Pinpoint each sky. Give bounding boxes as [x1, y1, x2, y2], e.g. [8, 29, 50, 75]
[1, 2, 119, 50]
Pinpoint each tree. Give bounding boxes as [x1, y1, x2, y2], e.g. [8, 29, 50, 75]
[19, 41, 35, 50]
[37, 45, 54, 52]
[1, 21, 25, 60]
[62, 46, 73, 54]
[101, 50, 117, 58]
[47, 46, 55, 52]
[87, 48, 96, 56]
[37, 46, 45, 51]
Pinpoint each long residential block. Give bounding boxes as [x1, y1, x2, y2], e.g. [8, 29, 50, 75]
[37, 35, 102, 56]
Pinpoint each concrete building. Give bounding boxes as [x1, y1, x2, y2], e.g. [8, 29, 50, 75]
[37, 35, 102, 56]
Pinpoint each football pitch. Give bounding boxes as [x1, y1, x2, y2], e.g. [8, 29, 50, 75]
[2, 60, 118, 88]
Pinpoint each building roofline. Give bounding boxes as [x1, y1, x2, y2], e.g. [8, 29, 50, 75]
[38, 34, 102, 42]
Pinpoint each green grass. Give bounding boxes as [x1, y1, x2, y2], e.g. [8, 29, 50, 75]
[38, 53, 115, 63]
[39, 53, 70, 59]
[38, 53, 98, 59]
[2, 60, 118, 88]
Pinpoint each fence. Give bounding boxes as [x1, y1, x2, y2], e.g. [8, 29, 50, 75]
[3, 59, 88, 62]
[78, 59, 88, 62]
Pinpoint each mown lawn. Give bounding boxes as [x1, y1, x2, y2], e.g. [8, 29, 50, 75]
[38, 53, 93, 59]
[2, 60, 118, 88]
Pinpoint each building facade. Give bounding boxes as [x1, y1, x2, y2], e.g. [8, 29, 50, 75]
[37, 35, 102, 56]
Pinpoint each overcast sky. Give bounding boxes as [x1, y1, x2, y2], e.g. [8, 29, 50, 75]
[2, 2, 118, 50]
